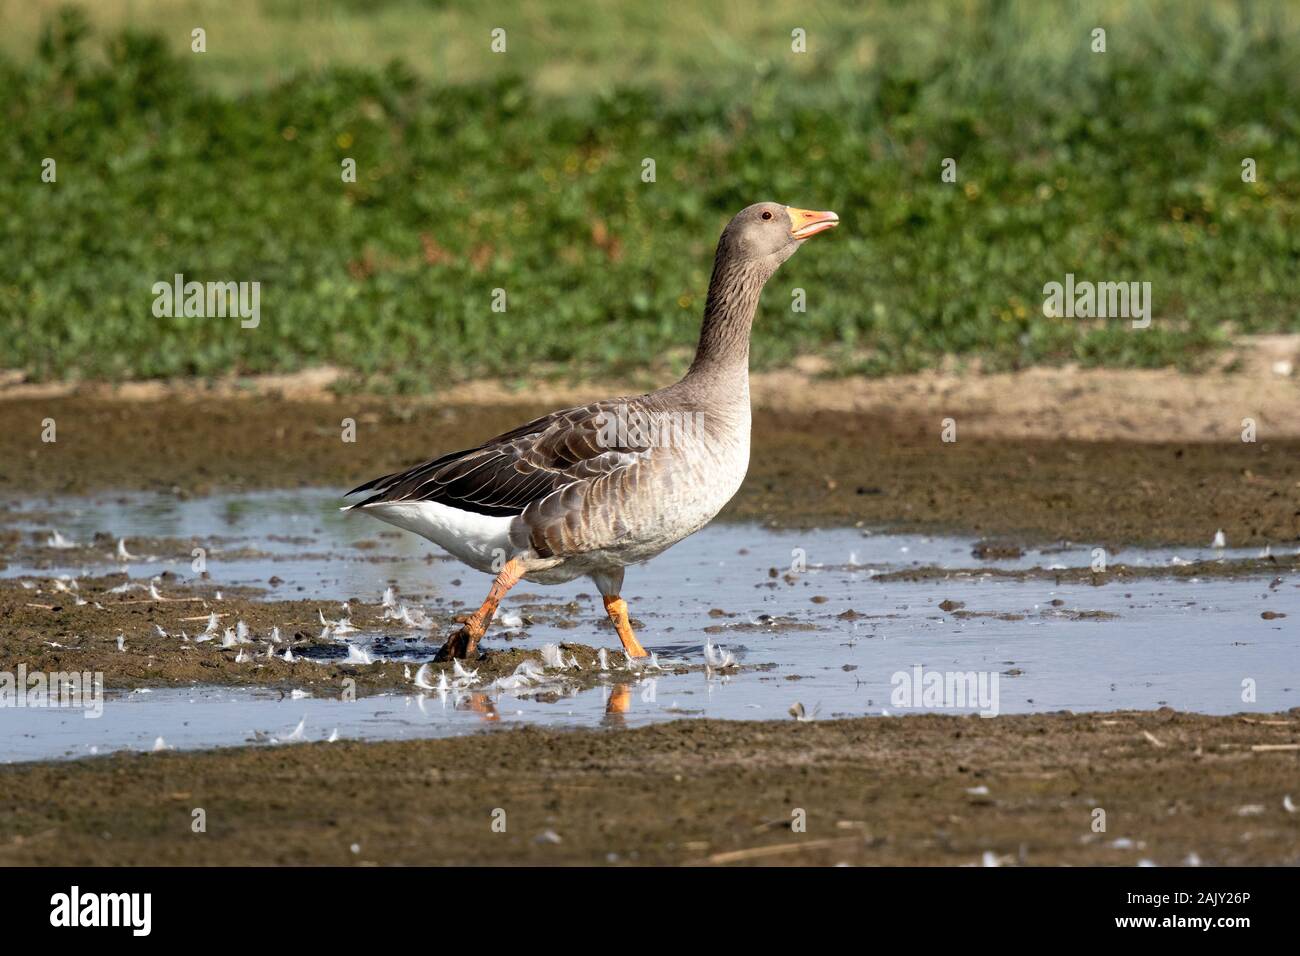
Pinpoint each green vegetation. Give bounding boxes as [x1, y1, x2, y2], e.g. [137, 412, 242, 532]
[1, 1, 1297, 388]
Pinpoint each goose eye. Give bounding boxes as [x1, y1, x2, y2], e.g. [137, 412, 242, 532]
[761, 211, 772, 220]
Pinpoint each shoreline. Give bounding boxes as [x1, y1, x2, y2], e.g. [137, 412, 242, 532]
[2, 388, 1296, 549]
[1, 710, 1296, 865]
[4, 349, 1300, 442]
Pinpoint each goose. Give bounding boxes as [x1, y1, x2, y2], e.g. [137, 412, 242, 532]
[345, 202, 839, 660]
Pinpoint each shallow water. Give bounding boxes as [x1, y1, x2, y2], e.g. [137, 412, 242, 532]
[1, 490, 1295, 762]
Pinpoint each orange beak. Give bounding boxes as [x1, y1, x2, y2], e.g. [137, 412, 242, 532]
[787, 207, 840, 240]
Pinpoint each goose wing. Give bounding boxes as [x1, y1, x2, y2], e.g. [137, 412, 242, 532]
[345, 400, 652, 518]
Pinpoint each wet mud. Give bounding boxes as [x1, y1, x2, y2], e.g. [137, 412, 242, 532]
[2, 395, 1297, 866]
[0, 709, 1296, 866]
[1, 397, 1296, 548]
[0, 574, 666, 693]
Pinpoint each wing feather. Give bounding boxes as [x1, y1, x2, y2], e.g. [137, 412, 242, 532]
[345, 399, 652, 518]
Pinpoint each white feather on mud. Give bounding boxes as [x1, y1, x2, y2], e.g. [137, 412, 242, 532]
[47, 530, 78, 549]
[281, 717, 306, 742]
[381, 588, 432, 628]
[541, 643, 580, 670]
[451, 659, 480, 687]
[490, 659, 548, 691]
[789, 701, 820, 722]
[495, 609, 524, 629]
[399, 606, 432, 627]
[704, 639, 736, 669]
[116, 538, 140, 561]
[318, 608, 357, 636]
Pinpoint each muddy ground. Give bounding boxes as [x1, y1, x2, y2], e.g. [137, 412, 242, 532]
[0, 573, 663, 692]
[1, 396, 1297, 548]
[0, 710, 1296, 866]
[1, 386, 1297, 866]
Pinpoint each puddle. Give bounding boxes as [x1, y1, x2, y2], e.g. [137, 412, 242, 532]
[1, 490, 1296, 762]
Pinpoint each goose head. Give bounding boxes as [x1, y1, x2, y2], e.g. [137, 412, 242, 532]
[717, 202, 839, 270]
[688, 201, 839, 374]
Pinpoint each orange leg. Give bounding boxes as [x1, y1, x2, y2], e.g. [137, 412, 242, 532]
[435, 558, 523, 660]
[603, 595, 648, 659]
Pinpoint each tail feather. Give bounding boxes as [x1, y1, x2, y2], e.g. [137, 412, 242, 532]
[342, 471, 405, 511]
[345, 473, 393, 497]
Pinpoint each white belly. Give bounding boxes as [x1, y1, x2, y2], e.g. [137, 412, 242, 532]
[356, 500, 514, 573]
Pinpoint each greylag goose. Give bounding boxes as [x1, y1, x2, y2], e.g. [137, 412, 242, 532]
[346, 202, 839, 660]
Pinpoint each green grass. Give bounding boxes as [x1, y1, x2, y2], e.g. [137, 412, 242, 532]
[1, 1, 1298, 388]
[0, 0, 882, 99]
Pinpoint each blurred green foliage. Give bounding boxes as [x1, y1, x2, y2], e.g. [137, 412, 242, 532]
[1, 2, 1297, 387]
